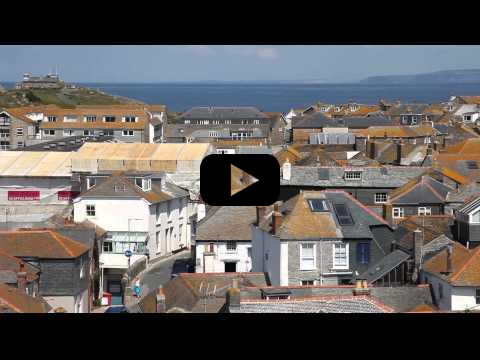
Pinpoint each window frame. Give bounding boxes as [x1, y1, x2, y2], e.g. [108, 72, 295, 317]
[301, 280, 315, 286]
[374, 193, 388, 204]
[332, 242, 349, 270]
[299, 243, 316, 271]
[16, 128, 24, 136]
[357, 242, 370, 265]
[87, 177, 96, 189]
[344, 171, 362, 181]
[122, 130, 134, 137]
[392, 207, 405, 219]
[47, 115, 57, 122]
[104, 115, 116, 123]
[418, 207, 432, 216]
[226, 242, 237, 252]
[86, 204, 96, 217]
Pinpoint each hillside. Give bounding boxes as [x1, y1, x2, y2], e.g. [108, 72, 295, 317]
[0, 86, 143, 108]
[360, 69, 480, 85]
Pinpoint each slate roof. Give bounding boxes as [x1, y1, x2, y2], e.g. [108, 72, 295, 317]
[160, 273, 269, 313]
[355, 125, 438, 138]
[78, 172, 188, 204]
[196, 206, 257, 241]
[394, 215, 454, 252]
[359, 249, 410, 283]
[0, 250, 39, 284]
[237, 146, 273, 155]
[0, 229, 89, 259]
[21, 135, 115, 152]
[0, 283, 51, 313]
[447, 182, 480, 203]
[293, 113, 392, 129]
[281, 166, 428, 188]
[423, 242, 480, 286]
[388, 175, 454, 205]
[231, 296, 394, 313]
[179, 107, 268, 120]
[238, 284, 433, 313]
[264, 190, 389, 240]
[444, 138, 480, 154]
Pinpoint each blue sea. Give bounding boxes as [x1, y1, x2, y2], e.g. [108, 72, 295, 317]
[5, 82, 480, 113]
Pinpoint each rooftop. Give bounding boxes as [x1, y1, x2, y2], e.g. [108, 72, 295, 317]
[180, 106, 268, 120]
[0, 151, 73, 177]
[0, 283, 51, 313]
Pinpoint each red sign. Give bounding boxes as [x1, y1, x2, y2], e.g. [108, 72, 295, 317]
[8, 191, 40, 201]
[58, 191, 79, 201]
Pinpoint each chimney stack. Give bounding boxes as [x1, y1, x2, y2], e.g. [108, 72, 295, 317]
[17, 263, 27, 294]
[412, 229, 423, 283]
[226, 286, 241, 312]
[446, 244, 453, 274]
[271, 203, 283, 235]
[353, 278, 370, 296]
[383, 203, 393, 223]
[256, 206, 266, 226]
[396, 141, 404, 165]
[282, 159, 291, 181]
[156, 286, 166, 313]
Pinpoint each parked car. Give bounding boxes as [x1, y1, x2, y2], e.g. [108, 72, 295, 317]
[104, 306, 129, 313]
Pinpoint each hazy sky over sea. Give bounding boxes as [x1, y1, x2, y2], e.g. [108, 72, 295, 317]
[0, 45, 479, 83]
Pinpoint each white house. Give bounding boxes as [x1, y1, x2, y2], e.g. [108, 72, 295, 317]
[73, 172, 190, 301]
[453, 104, 480, 123]
[194, 206, 255, 273]
[420, 242, 480, 312]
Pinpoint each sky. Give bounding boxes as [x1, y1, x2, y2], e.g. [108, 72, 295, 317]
[0, 45, 479, 83]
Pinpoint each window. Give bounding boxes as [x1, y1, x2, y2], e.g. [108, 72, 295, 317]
[83, 130, 95, 136]
[466, 160, 478, 169]
[43, 130, 55, 136]
[63, 130, 74, 137]
[476, 289, 480, 304]
[17, 142, 24, 148]
[0, 141, 10, 150]
[301, 280, 315, 286]
[184, 120, 190, 124]
[344, 171, 362, 180]
[104, 116, 116, 122]
[103, 130, 114, 136]
[464, 115, 472, 122]
[64, 115, 78, 122]
[424, 137, 431, 144]
[300, 243, 315, 270]
[333, 243, 349, 269]
[208, 131, 219, 137]
[357, 243, 370, 265]
[226, 242, 237, 252]
[307, 199, 328, 212]
[124, 116, 136, 123]
[333, 203, 354, 225]
[438, 283, 443, 299]
[401, 115, 408, 124]
[85, 115, 96, 122]
[16, 128, 23, 136]
[123, 130, 134, 136]
[418, 207, 432, 216]
[86, 205, 96, 217]
[47, 116, 57, 122]
[253, 120, 260, 124]
[87, 177, 96, 189]
[374, 193, 388, 204]
[393, 207, 404, 219]
[103, 241, 113, 252]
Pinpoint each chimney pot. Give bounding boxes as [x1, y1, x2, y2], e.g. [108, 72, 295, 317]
[156, 286, 166, 313]
[226, 287, 241, 311]
[353, 278, 370, 296]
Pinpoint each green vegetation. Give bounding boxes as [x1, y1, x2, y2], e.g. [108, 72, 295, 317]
[0, 86, 143, 108]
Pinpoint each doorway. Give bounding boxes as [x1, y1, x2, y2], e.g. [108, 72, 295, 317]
[224, 262, 237, 273]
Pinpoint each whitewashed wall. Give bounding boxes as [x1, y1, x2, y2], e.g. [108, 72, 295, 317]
[195, 241, 251, 273]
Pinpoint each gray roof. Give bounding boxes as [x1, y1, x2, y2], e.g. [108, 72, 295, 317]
[237, 146, 273, 155]
[196, 206, 256, 241]
[21, 135, 115, 152]
[180, 107, 268, 120]
[446, 182, 480, 203]
[281, 166, 428, 188]
[230, 298, 390, 313]
[309, 133, 356, 145]
[293, 113, 393, 129]
[422, 234, 454, 261]
[433, 124, 449, 134]
[390, 176, 453, 205]
[388, 104, 431, 115]
[237, 285, 433, 313]
[359, 250, 410, 283]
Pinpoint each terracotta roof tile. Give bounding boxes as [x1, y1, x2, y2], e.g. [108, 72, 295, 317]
[0, 283, 51, 313]
[0, 229, 89, 259]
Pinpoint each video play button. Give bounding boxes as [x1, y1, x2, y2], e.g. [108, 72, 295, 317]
[201, 154, 280, 206]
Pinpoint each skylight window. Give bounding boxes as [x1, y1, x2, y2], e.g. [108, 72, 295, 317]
[466, 160, 478, 169]
[307, 199, 329, 212]
[333, 203, 354, 225]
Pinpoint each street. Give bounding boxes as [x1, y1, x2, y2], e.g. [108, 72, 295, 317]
[137, 250, 192, 298]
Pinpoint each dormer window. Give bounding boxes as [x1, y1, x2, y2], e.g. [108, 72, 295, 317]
[124, 116, 137, 123]
[104, 115, 116, 123]
[86, 177, 96, 189]
[344, 170, 362, 180]
[135, 177, 152, 191]
[47, 116, 57, 122]
[84, 115, 96, 123]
